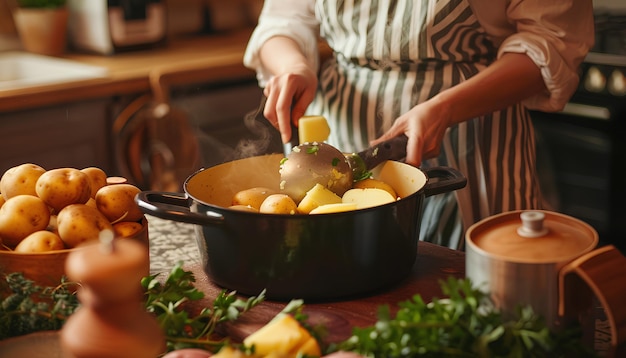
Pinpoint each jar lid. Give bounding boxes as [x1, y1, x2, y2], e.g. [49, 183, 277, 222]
[466, 210, 598, 263]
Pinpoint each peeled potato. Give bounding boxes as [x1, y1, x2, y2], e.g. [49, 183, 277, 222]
[309, 202, 358, 214]
[14, 230, 65, 253]
[0, 163, 46, 200]
[57, 204, 114, 248]
[232, 187, 277, 210]
[259, 194, 298, 214]
[36, 168, 91, 212]
[95, 183, 143, 223]
[297, 183, 342, 214]
[353, 178, 397, 199]
[0, 195, 51, 248]
[342, 188, 396, 209]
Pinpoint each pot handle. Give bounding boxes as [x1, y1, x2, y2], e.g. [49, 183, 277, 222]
[135, 191, 224, 226]
[422, 166, 467, 197]
[559, 245, 626, 351]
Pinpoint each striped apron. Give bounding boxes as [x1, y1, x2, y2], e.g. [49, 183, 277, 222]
[307, 0, 543, 249]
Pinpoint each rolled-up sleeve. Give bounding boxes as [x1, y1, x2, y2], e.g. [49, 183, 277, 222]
[243, 0, 320, 88]
[494, 0, 595, 111]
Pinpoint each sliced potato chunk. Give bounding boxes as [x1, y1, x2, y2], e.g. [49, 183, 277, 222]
[298, 115, 330, 144]
[309, 202, 358, 214]
[342, 187, 396, 209]
[296, 183, 342, 214]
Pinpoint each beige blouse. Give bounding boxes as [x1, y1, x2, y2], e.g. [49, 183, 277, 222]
[244, 0, 595, 112]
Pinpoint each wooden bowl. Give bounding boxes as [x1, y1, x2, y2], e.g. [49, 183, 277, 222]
[0, 217, 149, 291]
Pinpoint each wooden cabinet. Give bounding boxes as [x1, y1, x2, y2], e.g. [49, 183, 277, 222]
[0, 99, 113, 174]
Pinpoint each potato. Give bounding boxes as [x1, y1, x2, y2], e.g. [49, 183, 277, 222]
[81, 167, 108, 199]
[353, 178, 398, 199]
[0, 163, 46, 200]
[0, 195, 50, 248]
[243, 314, 321, 357]
[113, 221, 144, 238]
[0, 195, 5, 209]
[36, 168, 91, 212]
[57, 204, 114, 248]
[297, 183, 342, 214]
[95, 183, 143, 223]
[14, 230, 65, 253]
[342, 188, 396, 209]
[309, 202, 358, 214]
[259, 194, 298, 214]
[232, 187, 277, 210]
[229, 205, 259, 213]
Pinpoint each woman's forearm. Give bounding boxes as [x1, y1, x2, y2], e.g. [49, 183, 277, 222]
[258, 36, 314, 77]
[433, 53, 546, 125]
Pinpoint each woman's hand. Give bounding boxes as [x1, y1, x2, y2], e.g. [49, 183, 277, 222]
[258, 36, 319, 144]
[371, 96, 452, 167]
[263, 63, 318, 143]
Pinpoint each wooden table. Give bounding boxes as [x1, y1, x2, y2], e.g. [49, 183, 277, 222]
[187, 241, 463, 343]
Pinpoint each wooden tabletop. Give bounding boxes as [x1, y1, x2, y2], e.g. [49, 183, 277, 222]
[187, 241, 466, 343]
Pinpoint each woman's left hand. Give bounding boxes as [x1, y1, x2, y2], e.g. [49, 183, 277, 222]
[371, 96, 452, 167]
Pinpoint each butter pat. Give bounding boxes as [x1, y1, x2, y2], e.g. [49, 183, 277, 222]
[298, 115, 330, 144]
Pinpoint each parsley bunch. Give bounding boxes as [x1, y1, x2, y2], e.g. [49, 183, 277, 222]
[141, 262, 265, 353]
[332, 277, 596, 357]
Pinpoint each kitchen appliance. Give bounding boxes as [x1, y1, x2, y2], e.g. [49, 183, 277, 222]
[135, 154, 466, 301]
[67, 0, 166, 54]
[465, 210, 626, 352]
[530, 11, 626, 254]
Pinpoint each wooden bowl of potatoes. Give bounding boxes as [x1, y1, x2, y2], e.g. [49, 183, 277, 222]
[0, 164, 149, 291]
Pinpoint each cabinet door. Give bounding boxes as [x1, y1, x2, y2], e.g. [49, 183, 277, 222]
[0, 99, 112, 174]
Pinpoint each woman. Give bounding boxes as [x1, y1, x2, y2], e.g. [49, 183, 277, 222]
[243, 0, 595, 249]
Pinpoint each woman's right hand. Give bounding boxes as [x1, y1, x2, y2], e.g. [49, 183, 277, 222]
[263, 63, 318, 144]
[258, 36, 319, 144]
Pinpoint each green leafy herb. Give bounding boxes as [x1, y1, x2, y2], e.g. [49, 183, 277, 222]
[0, 272, 80, 340]
[332, 157, 340, 166]
[330, 277, 596, 357]
[141, 262, 266, 353]
[307, 146, 320, 154]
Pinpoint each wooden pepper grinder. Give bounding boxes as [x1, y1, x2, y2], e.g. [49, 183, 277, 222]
[61, 230, 165, 358]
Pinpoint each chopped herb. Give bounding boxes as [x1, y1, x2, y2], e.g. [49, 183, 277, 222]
[331, 158, 340, 166]
[306, 146, 320, 154]
[280, 157, 288, 165]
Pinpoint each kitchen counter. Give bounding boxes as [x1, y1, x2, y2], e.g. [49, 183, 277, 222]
[144, 214, 617, 356]
[0, 28, 258, 113]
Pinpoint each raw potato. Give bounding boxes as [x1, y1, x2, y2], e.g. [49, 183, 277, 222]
[309, 202, 358, 214]
[81, 167, 108, 199]
[353, 178, 397, 199]
[95, 183, 143, 222]
[259, 194, 298, 214]
[232, 187, 277, 210]
[113, 221, 144, 238]
[36, 168, 91, 212]
[0, 163, 46, 200]
[297, 183, 342, 214]
[229, 205, 259, 213]
[242, 314, 321, 357]
[14, 230, 65, 253]
[342, 188, 396, 209]
[57, 204, 114, 248]
[0, 195, 51, 248]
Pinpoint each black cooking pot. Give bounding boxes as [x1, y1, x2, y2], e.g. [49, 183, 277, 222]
[136, 154, 466, 301]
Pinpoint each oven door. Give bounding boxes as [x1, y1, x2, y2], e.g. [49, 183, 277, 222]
[531, 98, 626, 253]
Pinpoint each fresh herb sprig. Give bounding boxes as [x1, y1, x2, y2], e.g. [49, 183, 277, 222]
[331, 277, 596, 357]
[0, 272, 80, 340]
[141, 262, 266, 353]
